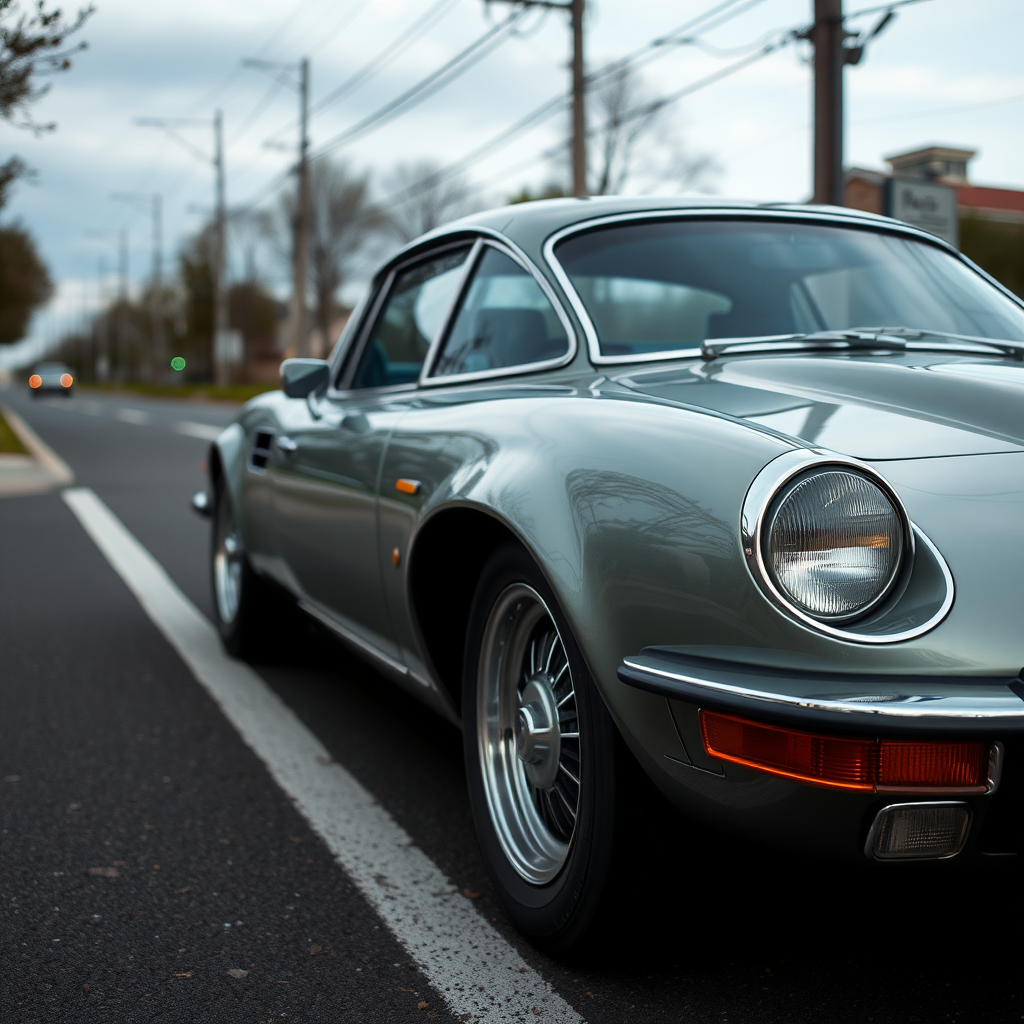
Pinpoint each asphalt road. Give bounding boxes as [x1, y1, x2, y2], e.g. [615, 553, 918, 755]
[2, 385, 1022, 1023]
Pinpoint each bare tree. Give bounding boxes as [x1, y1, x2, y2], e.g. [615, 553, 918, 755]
[572, 63, 720, 197]
[382, 160, 475, 244]
[289, 160, 380, 354]
[0, 0, 93, 208]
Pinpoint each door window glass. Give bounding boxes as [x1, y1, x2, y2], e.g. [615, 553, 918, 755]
[351, 246, 470, 389]
[430, 247, 570, 378]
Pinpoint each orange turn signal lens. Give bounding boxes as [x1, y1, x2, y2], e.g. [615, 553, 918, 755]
[60, 373, 73, 387]
[700, 710, 990, 793]
[29, 374, 41, 388]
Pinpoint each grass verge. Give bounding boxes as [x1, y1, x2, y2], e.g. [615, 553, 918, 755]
[82, 381, 278, 404]
[0, 408, 29, 454]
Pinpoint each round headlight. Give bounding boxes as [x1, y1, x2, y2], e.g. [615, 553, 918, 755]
[764, 469, 904, 621]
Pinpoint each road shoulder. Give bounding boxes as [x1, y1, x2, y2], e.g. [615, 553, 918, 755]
[0, 404, 75, 497]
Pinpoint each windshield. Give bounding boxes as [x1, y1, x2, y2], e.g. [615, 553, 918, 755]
[552, 218, 1024, 358]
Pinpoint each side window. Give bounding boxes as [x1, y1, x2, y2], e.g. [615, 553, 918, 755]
[430, 247, 570, 378]
[351, 246, 471, 390]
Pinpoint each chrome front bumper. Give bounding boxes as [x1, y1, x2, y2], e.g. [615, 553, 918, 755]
[617, 648, 1024, 737]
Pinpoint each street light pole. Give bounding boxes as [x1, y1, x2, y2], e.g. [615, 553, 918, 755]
[213, 110, 231, 386]
[811, 0, 844, 205]
[152, 194, 164, 382]
[112, 191, 165, 383]
[241, 56, 312, 357]
[135, 113, 230, 384]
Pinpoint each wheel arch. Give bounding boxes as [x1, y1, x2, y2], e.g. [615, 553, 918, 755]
[407, 504, 528, 714]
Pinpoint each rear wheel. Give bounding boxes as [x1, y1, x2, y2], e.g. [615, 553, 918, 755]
[462, 544, 619, 954]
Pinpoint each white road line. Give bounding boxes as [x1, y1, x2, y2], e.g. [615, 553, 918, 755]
[61, 486, 583, 1024]
[174, 421, 223, 442]
[115, 408, 152, 425]
[1, 406, 74, 486]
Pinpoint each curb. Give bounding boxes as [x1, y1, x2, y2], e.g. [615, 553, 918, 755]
[0, 405, 75, 496]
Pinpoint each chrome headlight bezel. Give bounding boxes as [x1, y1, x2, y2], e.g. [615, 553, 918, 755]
[741, 450, 918, 641]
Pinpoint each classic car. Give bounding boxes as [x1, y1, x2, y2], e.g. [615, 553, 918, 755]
[195, 196, 1024, 952]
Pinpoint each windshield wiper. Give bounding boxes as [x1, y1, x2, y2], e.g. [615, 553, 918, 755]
[701, 327, 1024, 362]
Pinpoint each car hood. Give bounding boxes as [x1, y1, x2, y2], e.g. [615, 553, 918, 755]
[614, 353, 1024, 460]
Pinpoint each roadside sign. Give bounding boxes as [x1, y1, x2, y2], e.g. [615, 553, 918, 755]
[885, 177, 959, 248]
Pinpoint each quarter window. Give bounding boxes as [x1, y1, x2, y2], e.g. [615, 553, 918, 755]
[430, 247, 569, 378]
[351, 246, 471, 390]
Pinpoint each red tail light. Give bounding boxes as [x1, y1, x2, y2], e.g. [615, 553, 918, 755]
[60, 373, 73, 387]
[700, 710, 990, 793]
[29, 374, 41, 388]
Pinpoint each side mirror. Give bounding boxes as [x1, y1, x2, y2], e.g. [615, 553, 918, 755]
[280, 358, 330, 398]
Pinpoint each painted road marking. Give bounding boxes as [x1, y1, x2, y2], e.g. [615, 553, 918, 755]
[1, 406, 74, 487]
[61, 486, 583, 1024]
[115, 408, 152, 425]
[174, 421, 222, 442]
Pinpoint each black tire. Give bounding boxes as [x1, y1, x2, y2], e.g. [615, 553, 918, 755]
[462, 543, 620, 954]
[210, 482, 289, 660]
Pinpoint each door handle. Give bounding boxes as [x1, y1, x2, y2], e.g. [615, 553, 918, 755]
[276, 435, 298, 453]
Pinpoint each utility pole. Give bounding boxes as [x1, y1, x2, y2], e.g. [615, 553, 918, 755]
[118, 229, 129, 382]
[213, 110, 230, 386]
[569, 0, 586, 197]
[292, 59, 311, 357]
[243, 56, 311, 356]
[810, 0, 844, 205]
[112, 191, 165, 383]
[486, 0, 587, 196]
[96, 255, 109, 382]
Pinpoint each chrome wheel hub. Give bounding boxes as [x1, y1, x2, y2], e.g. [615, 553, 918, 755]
[477, 583, 581, 886]
[516, 675, 561, 791]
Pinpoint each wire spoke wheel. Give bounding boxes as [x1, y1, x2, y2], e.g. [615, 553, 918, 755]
[477, 583, 581, 886]
[213, 494, 244, 626]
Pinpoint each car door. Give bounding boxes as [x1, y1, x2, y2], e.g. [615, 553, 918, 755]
[271, 242, 474, 667]
[377, 240, 575, 679]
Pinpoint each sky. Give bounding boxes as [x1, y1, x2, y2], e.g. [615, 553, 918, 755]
[1, 0, 1022, 367]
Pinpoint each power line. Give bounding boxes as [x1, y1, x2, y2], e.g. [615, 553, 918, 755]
[231, 0, 783, 217]
[845, 0, 934, 19]
[310, 6, 526, 160]
[853, 91, 1024, 125]
[310, 0, 374, 55]
[312, 0, 458, 116]
[264, 0, 458, 148]
[230, 76, 287, 145]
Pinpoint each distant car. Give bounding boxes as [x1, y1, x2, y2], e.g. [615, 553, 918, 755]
[28, 362, 74, 397]
[197, 196, 1024, 952]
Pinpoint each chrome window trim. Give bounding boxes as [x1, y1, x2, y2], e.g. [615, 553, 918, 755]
[541, 206, 1023, 367]
[328, 238, 477, 399]
[740, 448, 954, 644]
[419, 236, 578, 387]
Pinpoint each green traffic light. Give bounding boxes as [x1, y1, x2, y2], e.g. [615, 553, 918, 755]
[170, 357, 186, 371]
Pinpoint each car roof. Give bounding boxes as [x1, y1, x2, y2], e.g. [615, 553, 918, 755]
[390, 194, 935, 271]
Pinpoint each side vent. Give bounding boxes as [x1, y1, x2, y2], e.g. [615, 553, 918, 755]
[249, 430, 275, 472]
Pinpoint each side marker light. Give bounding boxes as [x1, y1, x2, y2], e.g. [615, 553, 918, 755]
[700, 710, 991, 793]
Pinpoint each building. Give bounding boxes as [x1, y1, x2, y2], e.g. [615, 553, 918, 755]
[845, 145, 1024, 298]
[846, 145, 1024, 227]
